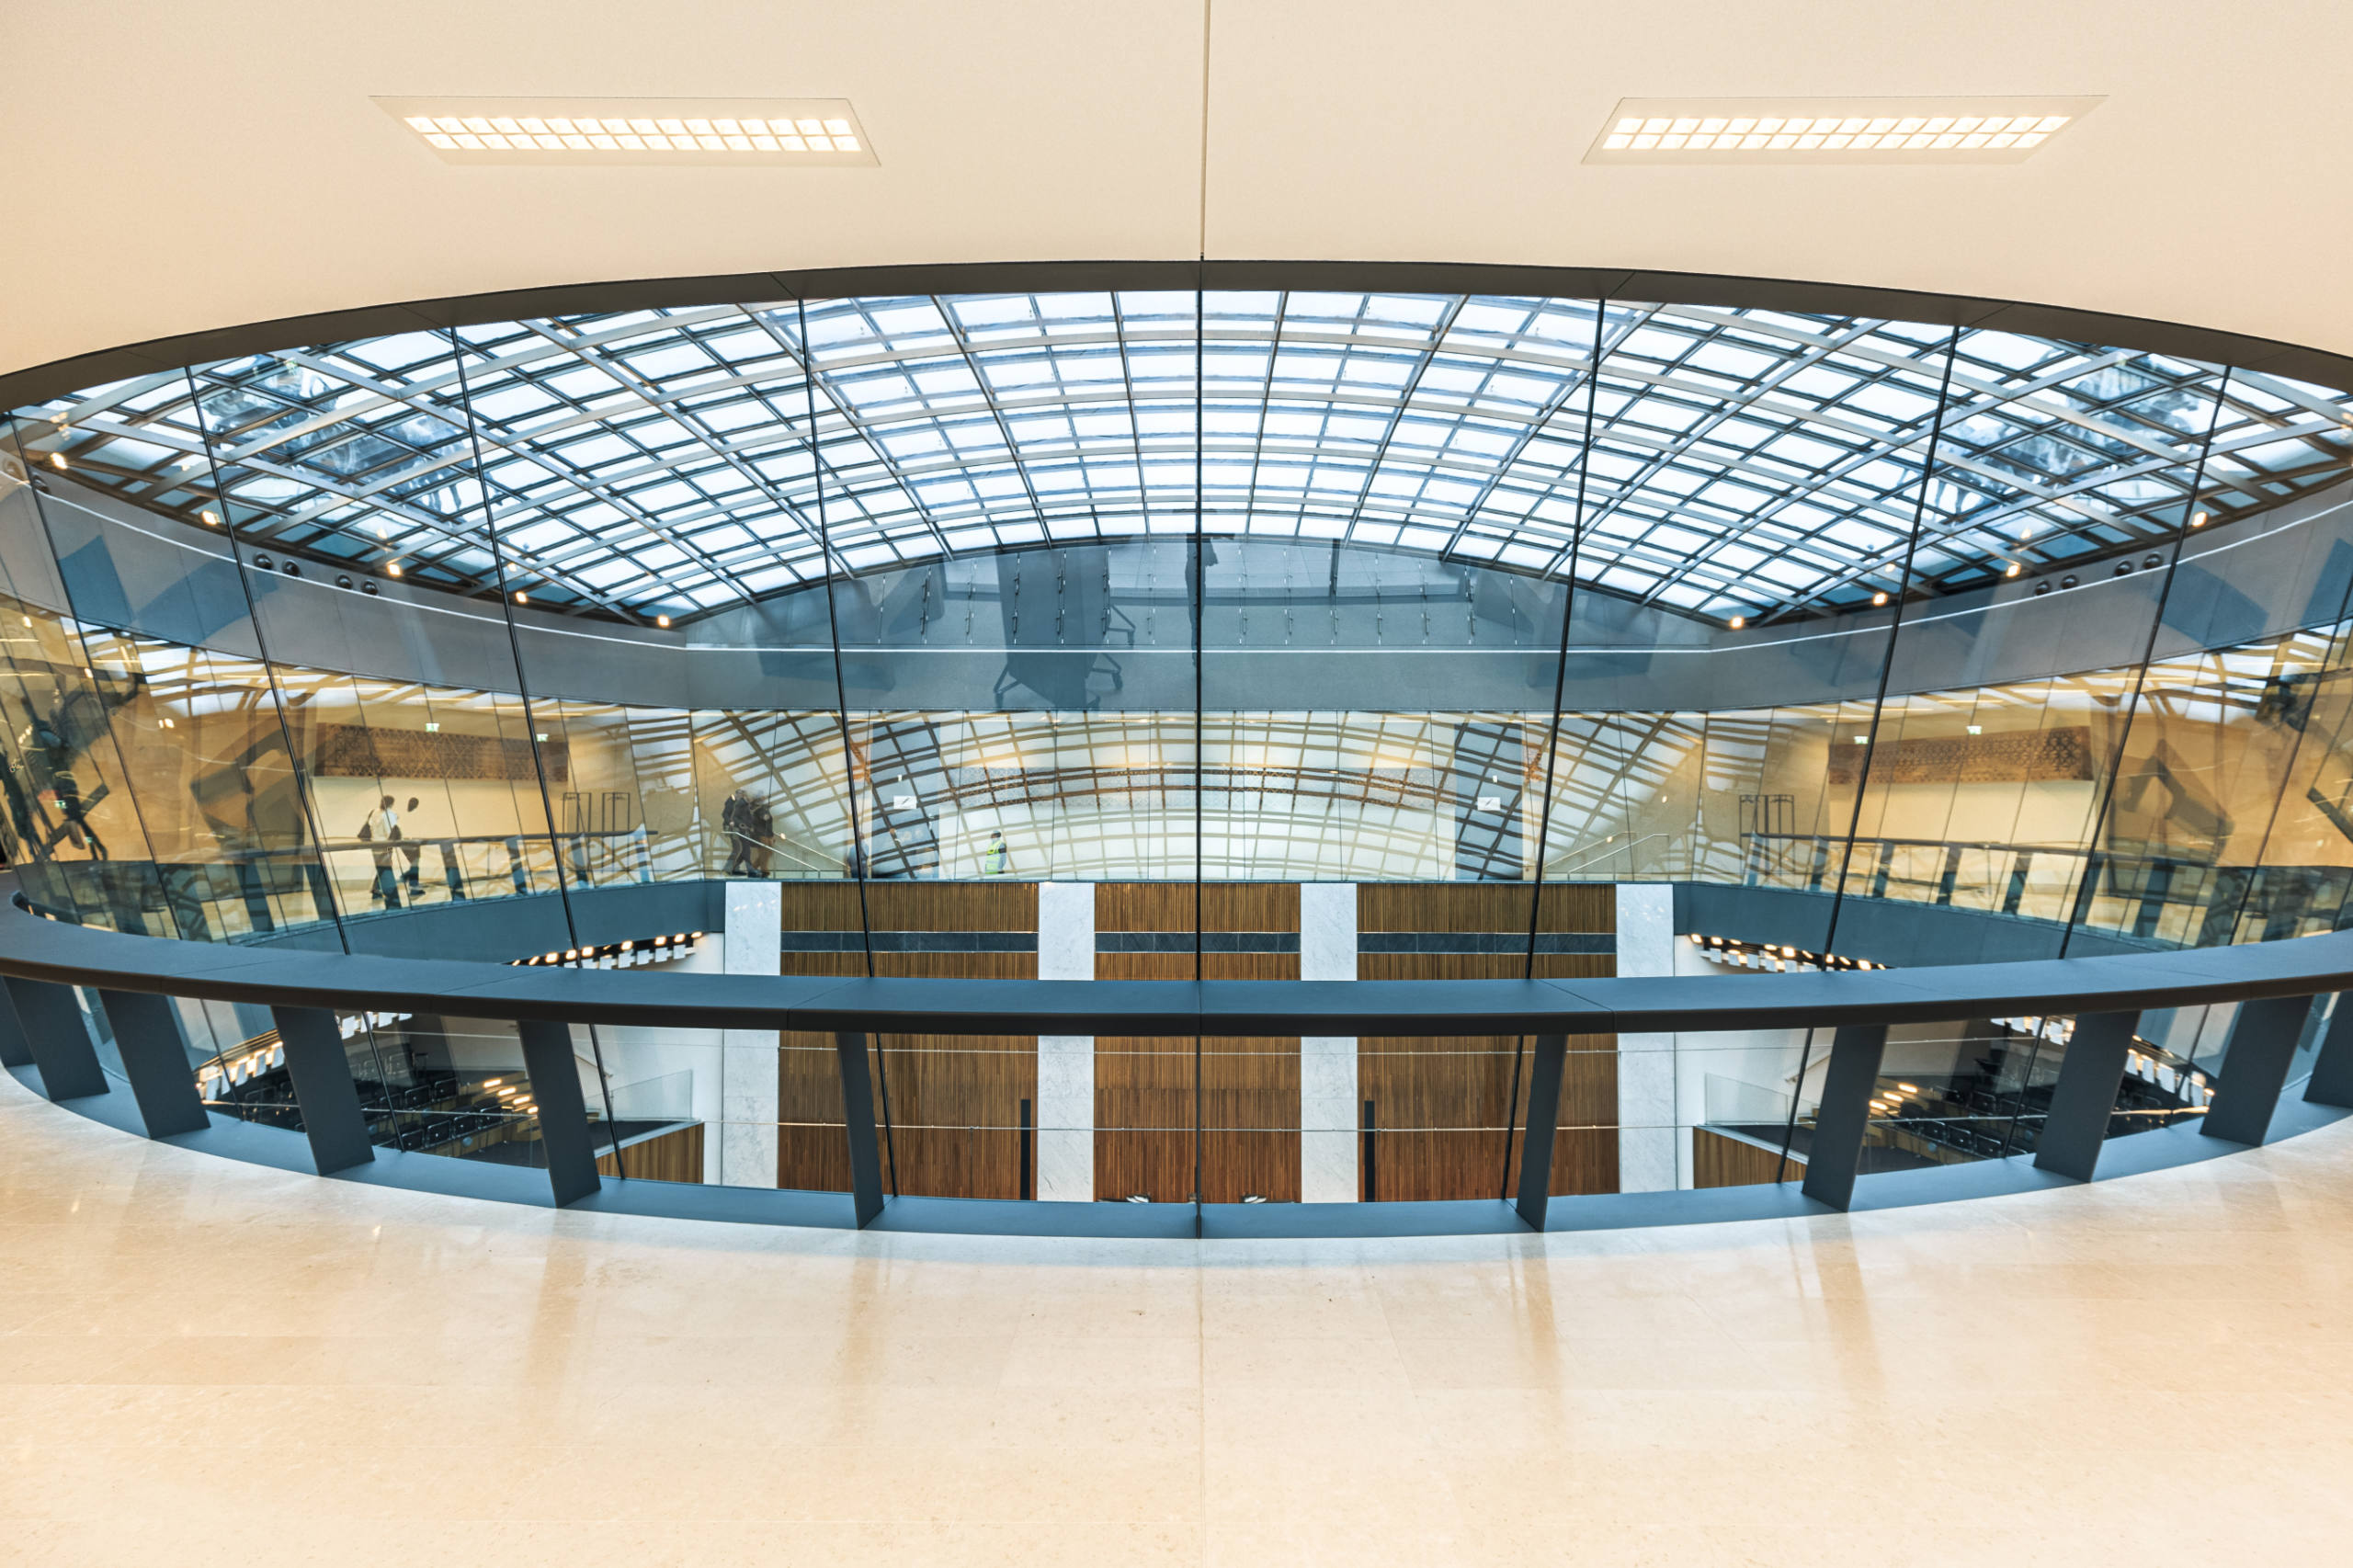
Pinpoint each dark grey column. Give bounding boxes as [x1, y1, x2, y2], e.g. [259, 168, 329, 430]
[269, 1006, 376, 1175]
[2032, 1009, 2142, 1181]
[516, 1017, 600, 1207]
[1799, 1023, 1889, 1211]
[1512, 1034, 1568, 1231]
[5, 976, 108, 1101]
[97, 989, 210, 1138]
[834, 1031, 884, 1228]
[2304, 995, 2353, 1109]
[0, 981, 33, 1069]
[2201, 994, 2315, 1146]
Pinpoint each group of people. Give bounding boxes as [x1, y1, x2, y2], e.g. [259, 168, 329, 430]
[721, 789, 774, 877]
[347, 787, 1014, 892]
[359, 794, 432, 905]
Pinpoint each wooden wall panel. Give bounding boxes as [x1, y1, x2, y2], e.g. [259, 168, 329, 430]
[865, 881, 1037, 931]
[778, 880, 1037, 932]
[1095, 882, 1300, 933]
[598, 1121, 704, 1184]
[779, 1037, 854, 1193]
[771, 882, 1042, 1197]
[1357, 883, 1618, 1201]
[778, 882, 865, 931]
[875, 948, 1036, 1199]
[1358, 881, 1613, 934]
[1094, 884, 1300, 1202]
[1693, 1127, 1804, 1188]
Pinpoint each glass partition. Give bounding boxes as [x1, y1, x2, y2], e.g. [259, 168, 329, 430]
[8, 286, 2353, 1209]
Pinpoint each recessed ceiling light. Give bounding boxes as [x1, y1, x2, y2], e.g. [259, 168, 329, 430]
[375, 97, 878, 165]
[1586, 96, 2101, 165]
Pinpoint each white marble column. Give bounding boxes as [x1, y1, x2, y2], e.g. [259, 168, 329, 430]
[1299, 882, 1359, 1203]
[1614, 882, 1679, 1192]
[1034, 881, 1095, 1201]
[718, 881, 781, 1187]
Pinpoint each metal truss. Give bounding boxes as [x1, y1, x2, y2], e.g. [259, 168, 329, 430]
[13, 292, 2349, 626]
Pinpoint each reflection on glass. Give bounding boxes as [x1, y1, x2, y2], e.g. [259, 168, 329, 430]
[6, 290, 2351, 1208]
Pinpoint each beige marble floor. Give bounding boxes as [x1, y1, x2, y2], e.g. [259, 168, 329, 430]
[3, 1070, 2349, 1567]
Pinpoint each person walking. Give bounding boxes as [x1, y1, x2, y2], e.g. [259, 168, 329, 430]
[361, 794, 401, 906]
[722, 790, 757, 877]
[399, 796, 426, 899]
[750, 797, 775, 876]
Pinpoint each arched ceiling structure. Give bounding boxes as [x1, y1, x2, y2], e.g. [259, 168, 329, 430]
[9, 285, 2349, 626]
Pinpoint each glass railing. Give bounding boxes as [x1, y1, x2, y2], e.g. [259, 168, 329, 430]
[1740, 833, 2353, 949]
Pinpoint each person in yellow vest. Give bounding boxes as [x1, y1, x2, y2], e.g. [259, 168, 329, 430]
[983, 829, 1010, 877]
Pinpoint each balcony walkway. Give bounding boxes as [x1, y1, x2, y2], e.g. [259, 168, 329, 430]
[2, 1066, 2348, 1566]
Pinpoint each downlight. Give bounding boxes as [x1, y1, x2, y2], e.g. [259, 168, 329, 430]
[376, 97, 878, 165]
[1586, 96, 2100, 164]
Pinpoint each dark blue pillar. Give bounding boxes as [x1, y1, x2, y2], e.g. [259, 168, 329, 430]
[269, 1005, 376, 1174]
[5, 975, 108, 1101]
[835, 1031, 884, 1227]
[1800, 1023, 1888, 1211]
[0, 981, 31, 1069]
[2304, 994, 2353, 1109]
[97, 989, 210, 1137]
[2031, 1010, 2142, 1181]
[516, 1018, 600, 1207]
[2200, 994, 2315, 1147]
[1513, 1033, 1568, 1231]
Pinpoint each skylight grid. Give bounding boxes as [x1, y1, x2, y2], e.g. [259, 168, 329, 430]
[17, 291, 2352, 628]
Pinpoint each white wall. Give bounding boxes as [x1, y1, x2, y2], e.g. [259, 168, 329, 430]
[1613, 884, 1678, 1193]
[718, 881, 781, 1187]
[1298, 882, 1358, 1203]
[1034, 881, 1096, 1200]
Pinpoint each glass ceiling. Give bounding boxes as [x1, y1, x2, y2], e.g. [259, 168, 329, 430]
[12, 291, 2351, 625]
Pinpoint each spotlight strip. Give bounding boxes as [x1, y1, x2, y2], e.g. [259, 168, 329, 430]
[511, 932, 706, 970]
[1585, 96, 2102, 165]
[375, 97, 878, 165]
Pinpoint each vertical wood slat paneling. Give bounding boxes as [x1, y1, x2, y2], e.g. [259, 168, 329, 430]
[1095, 886, 1302, 1203]
[597, 1122, 705, 1184]
[774, 882, 1039, 1197]
[1357, 882, 1614, 934]
[767, 881, 1627, 1203]
[1358, 881, 1619, 1201]
[1692, 1126, 1804, 1188]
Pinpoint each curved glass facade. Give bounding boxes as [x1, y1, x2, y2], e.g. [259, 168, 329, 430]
[6, 288, 2353, 953]
[5, 282, 2351, 1209]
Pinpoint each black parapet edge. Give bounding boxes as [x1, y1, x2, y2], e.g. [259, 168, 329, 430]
[7, 260, 2349, 412]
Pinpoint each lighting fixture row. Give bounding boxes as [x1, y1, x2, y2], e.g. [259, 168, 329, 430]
[1587, 96, 2100, 165]
[404, 113, 859, 154]
[1688, 933, 1886, 971]
[512, 932, 706, 969]
[377, 97, 878, 165]
[1723, 539, 2144, 628]
[1604, 113, 2068, 153]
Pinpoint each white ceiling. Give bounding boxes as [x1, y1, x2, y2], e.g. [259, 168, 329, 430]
[6, 0, 2347, 379]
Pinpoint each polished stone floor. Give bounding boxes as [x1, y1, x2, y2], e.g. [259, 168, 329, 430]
[4, 1069, 2349, 1566]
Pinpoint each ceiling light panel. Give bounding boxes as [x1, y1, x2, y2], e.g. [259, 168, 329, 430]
[374, 97, 877, 165]
[1585, 96, 2101, 165]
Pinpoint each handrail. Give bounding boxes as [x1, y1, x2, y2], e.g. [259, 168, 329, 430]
[5, 882, 2350, 1039]
[6, 873, 2347, 1236]
[1545, 833, 1673, 877]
